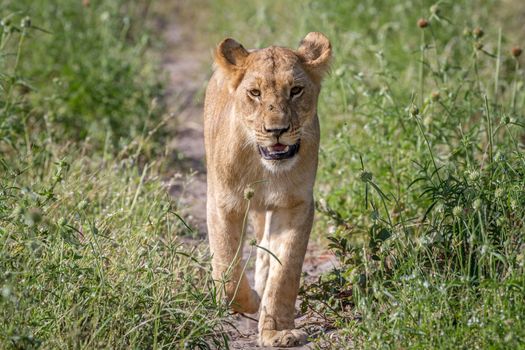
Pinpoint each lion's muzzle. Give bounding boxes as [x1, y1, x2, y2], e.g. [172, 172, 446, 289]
[258, 141, 300, 160]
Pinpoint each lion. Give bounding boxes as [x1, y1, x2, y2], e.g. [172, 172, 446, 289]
[203, 32, 331, 347]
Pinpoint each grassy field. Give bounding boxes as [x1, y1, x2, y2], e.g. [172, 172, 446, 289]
[1, 1, 227, 348]
[1, 0, 524, 349]
[203, 0, 525, 348]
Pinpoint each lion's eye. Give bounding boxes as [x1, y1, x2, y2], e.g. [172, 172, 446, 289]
[248, 89, 261, 97]
[290, 86, 303, 98]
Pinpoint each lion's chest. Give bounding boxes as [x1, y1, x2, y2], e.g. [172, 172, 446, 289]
[248, 174, 312, 211]
[214, 170, 311, 213]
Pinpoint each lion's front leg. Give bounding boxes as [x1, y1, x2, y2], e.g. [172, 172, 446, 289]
[253, 210, 270, 298]
[207, 200, 260, 314]
[258, 200, 314, 347]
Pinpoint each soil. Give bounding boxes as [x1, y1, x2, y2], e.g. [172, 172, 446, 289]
[158, 5, 338, 348]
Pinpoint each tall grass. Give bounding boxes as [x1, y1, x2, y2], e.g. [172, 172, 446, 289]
[1, 0, 162, 144]
[202, 0, 525, 348]
[1, 1, 228, 348]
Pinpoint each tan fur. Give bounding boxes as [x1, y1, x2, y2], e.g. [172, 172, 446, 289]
[204, 32, 331, 347]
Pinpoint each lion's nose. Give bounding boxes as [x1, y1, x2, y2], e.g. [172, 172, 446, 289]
[264, 125, 290, 137]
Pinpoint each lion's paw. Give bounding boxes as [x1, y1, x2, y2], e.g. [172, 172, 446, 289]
[259, 329, 307, 347]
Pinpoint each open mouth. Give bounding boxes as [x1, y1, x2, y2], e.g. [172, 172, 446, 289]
[258, 141, 300, 160]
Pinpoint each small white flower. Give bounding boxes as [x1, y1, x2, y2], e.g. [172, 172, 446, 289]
[467, 316, 479, 327]
[473, 199, 482, 210]
[468, 170, 480, 181]
[100, 11, 110, 21]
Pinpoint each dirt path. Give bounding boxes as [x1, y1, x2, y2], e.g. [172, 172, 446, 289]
[158, 6, 208, 235]
[158, 5, 338, 348]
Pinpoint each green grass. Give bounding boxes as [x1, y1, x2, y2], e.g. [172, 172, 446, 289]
[1, 0, 162, 144]
[1, 150, 227, 348]
[2, 0, 524, 349]
[1, 1, 228, 348]
[203, 0, 525, 348]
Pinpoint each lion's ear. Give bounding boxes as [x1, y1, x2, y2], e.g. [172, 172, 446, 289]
[214, 38, 249, 71]
[296, 32, 332, 82]
[214, 38, 249, 91]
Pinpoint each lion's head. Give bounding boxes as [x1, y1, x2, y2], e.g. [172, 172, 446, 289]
[213, 32, 331, 171]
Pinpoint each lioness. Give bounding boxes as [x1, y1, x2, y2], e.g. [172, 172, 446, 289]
[204, 32, 331, 347]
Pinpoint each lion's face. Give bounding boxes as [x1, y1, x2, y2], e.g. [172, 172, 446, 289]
[214, 33, 331, 170]
[236, 49, 316, 164]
